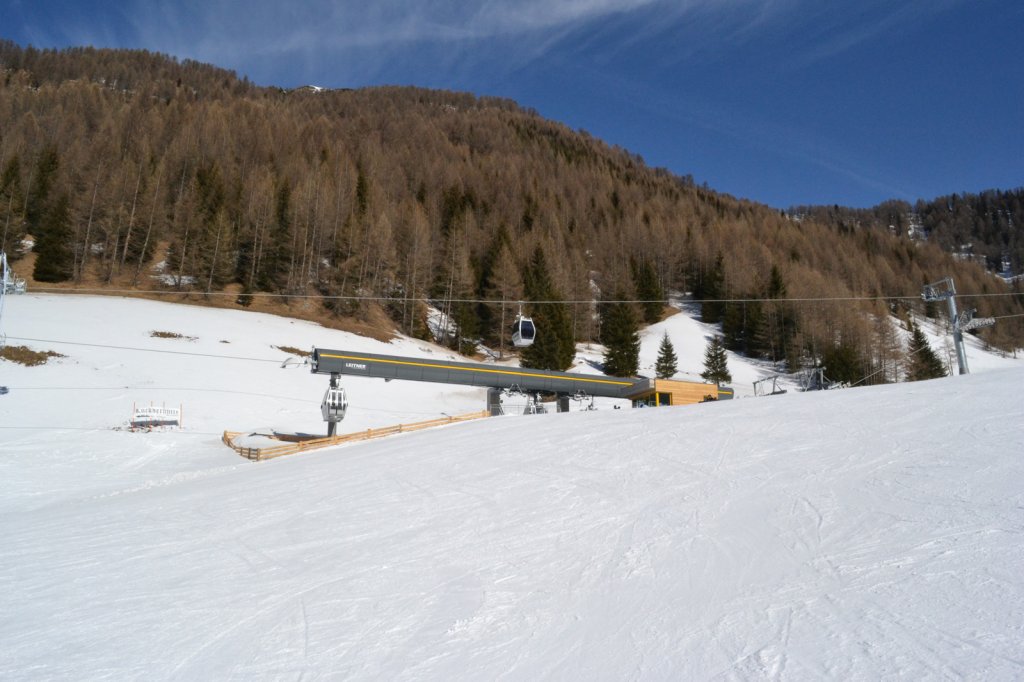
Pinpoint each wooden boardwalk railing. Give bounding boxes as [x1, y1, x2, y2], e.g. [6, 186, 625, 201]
[223, 410, 491, 461]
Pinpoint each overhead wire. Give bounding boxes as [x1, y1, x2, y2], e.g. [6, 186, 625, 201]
[3, 385, 317, 402]
[23, 286, 1024, 306]
[3, 292, 1019, 406]
[847, 340, 939, 389]
[4, 304, 1020, 378]
[0, 382, 470, 416]
[4, 335, 284, 363]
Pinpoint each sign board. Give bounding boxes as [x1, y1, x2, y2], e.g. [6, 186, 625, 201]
[131, 404, 181, 428]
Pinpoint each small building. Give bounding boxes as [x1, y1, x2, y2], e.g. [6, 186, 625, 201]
[623, 378, 733, 407]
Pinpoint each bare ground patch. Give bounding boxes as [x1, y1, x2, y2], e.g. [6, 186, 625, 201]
[150, 330, 197, 341]
[1, 345, 66, 366]
[273, 345, 310, 357]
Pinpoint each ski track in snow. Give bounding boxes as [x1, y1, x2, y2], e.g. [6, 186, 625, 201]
[1, 294, 1023, 679]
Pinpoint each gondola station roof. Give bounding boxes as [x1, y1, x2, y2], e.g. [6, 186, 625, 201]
[310, 348, 731, 405]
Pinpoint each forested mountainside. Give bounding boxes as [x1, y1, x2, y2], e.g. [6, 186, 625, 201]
[792, 189, 1024, 276]
[1, 42, 1021, 379]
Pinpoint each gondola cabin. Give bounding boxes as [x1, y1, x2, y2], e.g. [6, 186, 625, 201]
[511, 315, 536, 347]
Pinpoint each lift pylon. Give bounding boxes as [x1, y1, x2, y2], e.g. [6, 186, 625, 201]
[921, 277, 995, 375]
[922, 278, 968, 374]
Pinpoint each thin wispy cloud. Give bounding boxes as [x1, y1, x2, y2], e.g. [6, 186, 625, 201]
[11, 0, 978, 86]
[784, 0, 968, 69]
[107, 0, 673, 85]
[46, 0, 968, 86]
[128, 1, 658, 57]
[563, 57, 915, 203]
[118, 1, 790, 69]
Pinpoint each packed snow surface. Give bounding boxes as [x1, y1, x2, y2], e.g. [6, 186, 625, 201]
[1, 295, 1022, 679]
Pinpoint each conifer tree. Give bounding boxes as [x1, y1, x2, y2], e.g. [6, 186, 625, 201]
[354, 167, 369, 219]
[191, 162, 234, 291]
[655, 332, 678, 379]
[475, 225, 514, 346]
[700, 253, 725, 324]
[822, 341, 862, 385]
[1, 155, 25, 255]
[753, 265, 789, 361]
[722, 300, 746, 351]
[520, 246, 575, 371]
[701, 336, 732, 385]
[445, 237, 479, 354]
[32, 193, 74, 282]
[767, 264, 786, 300]
[906, 322, 948, 381]
[633, 258, 664, 324]
[258, 178, 293, 292]
[599, 293, 640, 377]
[25, 144, 59, 238]
[486, 239, 524, 358]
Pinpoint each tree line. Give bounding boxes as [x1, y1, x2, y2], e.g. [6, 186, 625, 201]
[1, 41, 1021, 382]
[791, 189, 1024, 279]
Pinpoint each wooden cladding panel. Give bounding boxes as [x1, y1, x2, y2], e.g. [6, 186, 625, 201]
[653, 379, 719, 406]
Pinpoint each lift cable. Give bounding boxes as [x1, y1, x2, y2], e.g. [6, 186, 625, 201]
[0, 382, 465, 417]
[2, 385, 317, 401]
[848, 342, 939, 389]
[23, 286, 1024, 306]
[4, 335, 283, 363]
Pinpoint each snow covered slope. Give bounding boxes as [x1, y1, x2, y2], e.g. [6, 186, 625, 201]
[0, 295, 489, 511]
[1, 295, 1022, 679]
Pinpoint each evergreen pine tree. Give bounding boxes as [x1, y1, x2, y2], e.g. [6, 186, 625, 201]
[520, 246, 575, 371]
[192, 162, 234, 291]
[1, 155, 25, 255]
[486, 239, 524, 358]
[722, 300, 745, 351]
[767, 264, 786, 300]
[655, 332, 678, 379]
[257, 178, 293, 292]
[701, 336, 732, 385]
[599, 293, 640, 377]
[354, 167, 370, 219]
[32, 193, 74, 282]
[906, 322, 948, 380]
[822, 341, 862, 385]
[753, 265, 789, 361]
[701, 252, 725, 324]
[785, 333, 805, 374]
[25, 144, 59, 238]
[235, 285, 254, 307]
[743, 300, 763, 356]
[450, 299, 480, 355]
[477, 225, 517, 347]
[632, 258, 664, 324]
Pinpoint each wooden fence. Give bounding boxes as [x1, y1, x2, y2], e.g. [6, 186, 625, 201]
[223, 410, 491, 461]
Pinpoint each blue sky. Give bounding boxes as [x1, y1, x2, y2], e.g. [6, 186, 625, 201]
[2, 0, 1022, 208]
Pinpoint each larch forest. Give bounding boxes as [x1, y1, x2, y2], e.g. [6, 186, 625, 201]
[1, 41, 1022, 381]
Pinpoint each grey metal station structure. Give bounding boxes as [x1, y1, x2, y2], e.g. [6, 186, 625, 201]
[310, 347, 731, 434]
